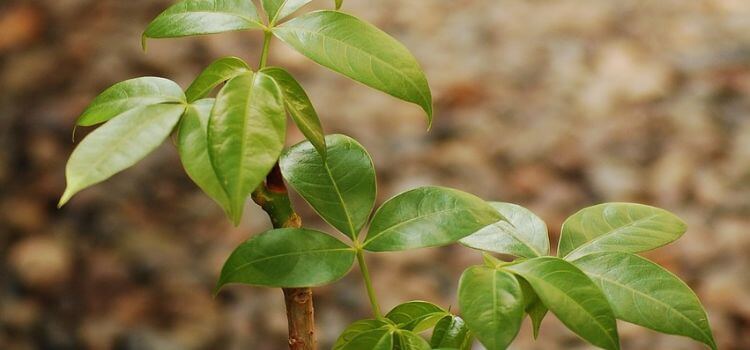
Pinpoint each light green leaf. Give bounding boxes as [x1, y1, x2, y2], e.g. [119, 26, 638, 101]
[208, 71, 286, 225]
[519, 277, 547, 339]
[261, 67, 326, 157]
[76, 77, 185, 126]
[60, 104, 185, 207]
[216, 228, 355, 289]
[385, 301, 447, 332]
[461, 202, 549, 258]
[395, 330, 430, 350]
[458, 266, 524, 350]
[185, 56, 251, 102]
[262, 0, 313, 24]
[336, 328, 394, 350]
[280, 134, 375, 239]
[334, 319, 392, 350]
[177, 98, 232, 218]
[558, 203, 687, 260]
[430, 316, 473, 350]
[143, 0, 263, 42]
[363, 187, 502, 252]
[505, 257, 620, 350]
[572, 252, 716, 350]
[273, 11, 433, 124]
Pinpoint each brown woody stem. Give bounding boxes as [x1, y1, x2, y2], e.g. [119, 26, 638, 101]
[252, 163, 317, 350]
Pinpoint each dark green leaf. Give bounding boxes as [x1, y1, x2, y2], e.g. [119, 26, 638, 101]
[363, 187, 502, 252]
[185, 56, 251, 102]
[208, 71, 286, 225]
[280, 134, 375, 239]
[143, 0, 263, 41]
[558, 203, 687, 260]
[336, 328, 393, 350]
[60, 104, 185, 206]
[505, 257, 620, 350]
[461, 202, 549, 258]
[395, 330, 430, 350]
[572, 252, 716, 350]
[177, 98, 232, 218]
[273, 11, 433, 124]
[334, 319, 391, 350]
[76, 77, 185, 126]
[216, 228, 355, 289]
[262, 0, 313, 24]
[261, 67, 326, 157]
[385, 301, 447, 332]
[430, 316, 473, 350]
[458, 266, 524, 350]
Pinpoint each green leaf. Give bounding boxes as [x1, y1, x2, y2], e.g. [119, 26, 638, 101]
[261, 67, 326, 157]
[505, 257, 620, 350]
[262, 0, 313, 24]
[430, 316, 473, 350]
[336, 328, 394, 350]
[273, 11, 433, 124]
[385, 301, 447, 332]
[60, 104, 185, 207]
[558, 203, 687, 260]
[280, 134, 375, 239]
[458, 266, 524, 350]
[334, 319, 391, 350]
[394, 330, 430, 350]
[572, 252, 716, 350]
[185, 56, 251, 102]
[208, 71, 286, 225]
[216, 228, 355, 289]
[461, 202, 549, 258]
[363, 187, 502, 252]
[335, 0, 343, 10]
[76, 77, 185, 126]
[518, 277, 547, 339]
[177, 98, 232, 218]
[143, 0, 263, 42]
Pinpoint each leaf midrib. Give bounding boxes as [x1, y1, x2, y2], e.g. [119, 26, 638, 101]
[564, 214, 661, 259]
[364, 207, 462, 247]
[223, 247, 354, 280]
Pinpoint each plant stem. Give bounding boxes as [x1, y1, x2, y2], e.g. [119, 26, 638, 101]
[356, 249, 383, 318]
[259, 30, 272, 70]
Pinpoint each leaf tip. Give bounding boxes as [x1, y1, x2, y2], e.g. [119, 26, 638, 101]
[58, 188, 74, 208]
[140, 34, 148, 52]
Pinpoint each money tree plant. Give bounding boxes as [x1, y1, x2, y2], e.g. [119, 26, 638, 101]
[59, 1, 716, 349]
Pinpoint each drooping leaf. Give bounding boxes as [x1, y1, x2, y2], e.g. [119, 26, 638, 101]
[273, 11, 433, 124]
[208, 71, 286, 225]
[216, 228, 355, 289]
[518, 276, 547, 339]
[505, 257, 620, 350]
[261, 67, 326, 157]
[363, 187, 502, 252]
[143, 0, 263, 42]
[185, 56, 251, 102]
[262, 0, 313, 24]
[385, 301, 447, 332]
[572, 252, 716, 350]
[334, 319, 392, 350]
[458, 266, 524, 350]
[395, 330, 431, 350]
[430, 316, 473, 350]
[177, 98, 232, 217]
[558, 203, 687, 260]
[335, 328, 394, 350]
[60, 104, 186, 206]
[76, 77, 185, 126]
[280, 134, 375, 239]
[461, 202, 549, 258]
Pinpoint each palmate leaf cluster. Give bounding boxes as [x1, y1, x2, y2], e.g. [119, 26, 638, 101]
[59, 1, 716, 349]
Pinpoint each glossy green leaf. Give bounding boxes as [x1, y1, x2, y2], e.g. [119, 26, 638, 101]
[143, 0, 263, 41]
[572, 252, 716, 350]
[273, 11, 433, 124]
[76, 77, 185, 126]
[216, 228, 355, 289]
[458, 266, 524, 350]
[261, 67, 326, 157]
[505, 257, 620, 350]
[518, 277, 547, 339]
[262, 0, 313, 24]
[385, 301, 447, 332]
[430, 316, 473, 350]
[208, 71, 286, 225]
[461, 202, 549, 258]
[280, 134, 375, 239]
[363, 187, 502, 252]
[336, 328, 394, 350]
[395, 330, 430, 350]
[177, 98, 232, 217]
[558, 203, 687, 260]
[185, 56, 251, 102]
[334, 319, 392, 350]
[60, 104, 185, 207]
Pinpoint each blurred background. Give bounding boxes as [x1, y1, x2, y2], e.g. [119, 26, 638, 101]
[1, 0, 749, 349]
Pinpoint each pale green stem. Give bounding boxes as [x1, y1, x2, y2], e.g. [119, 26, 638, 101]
[259, 30, 272, 70]
[356, 249, 383, 318]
